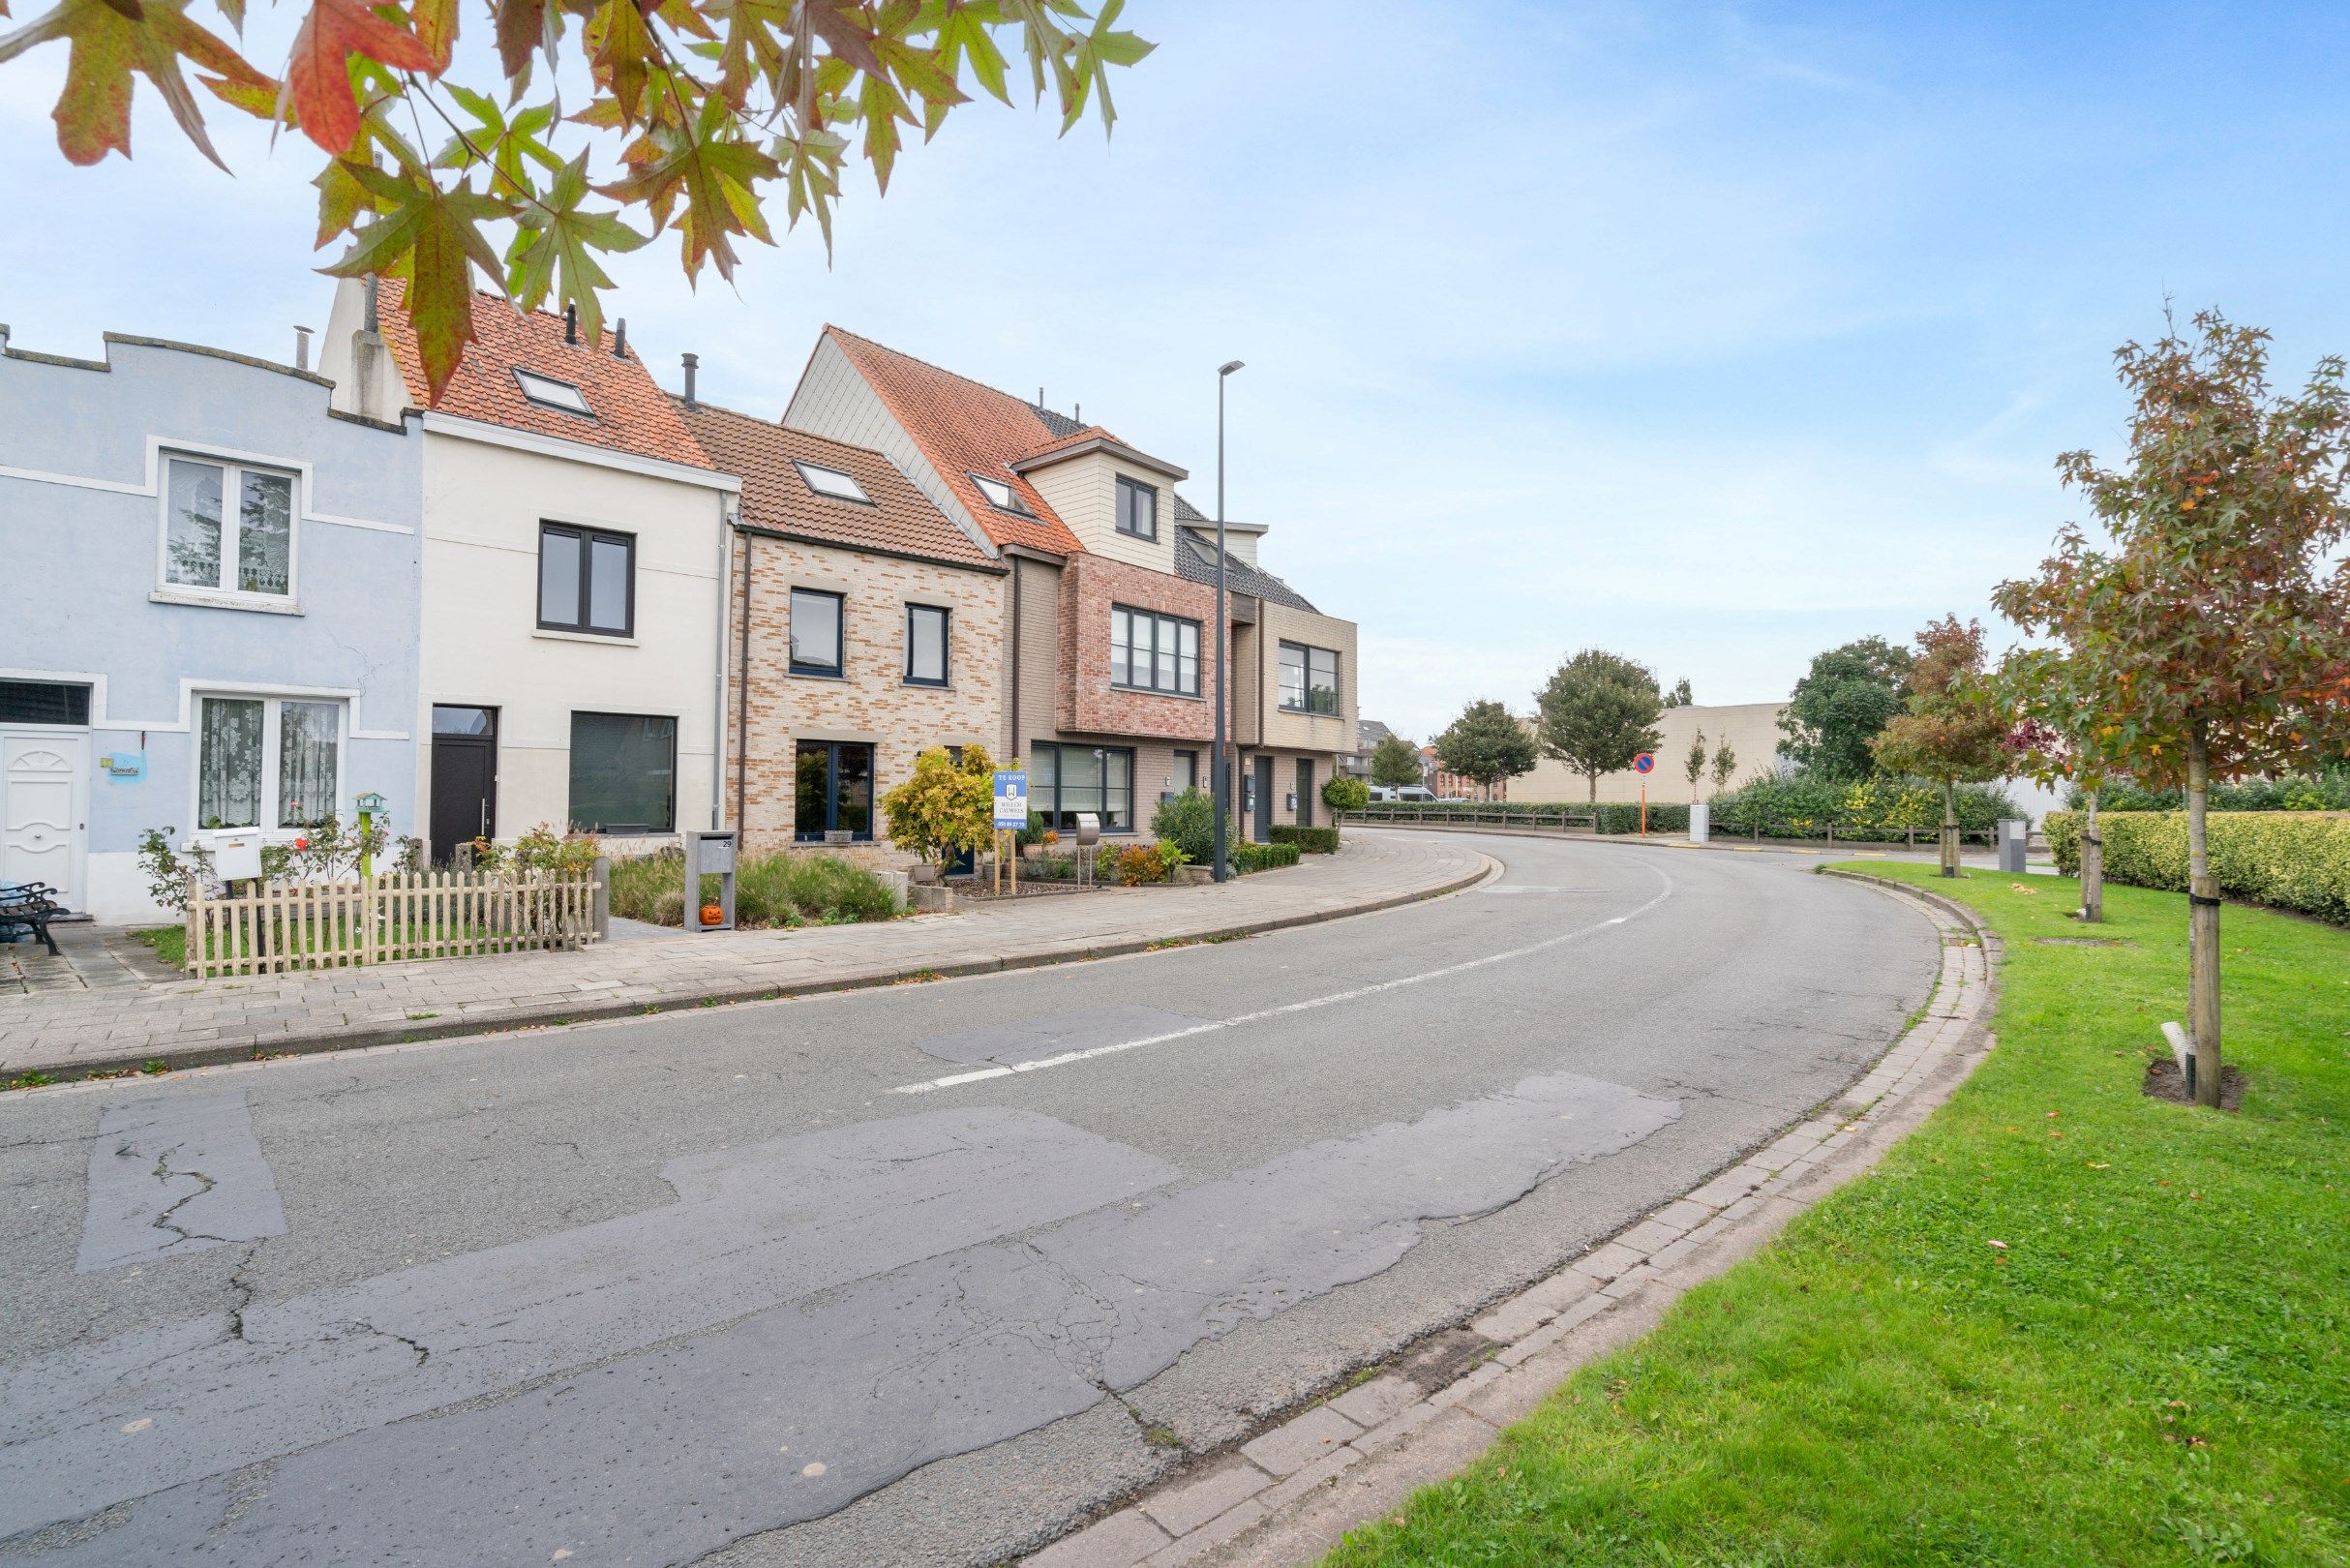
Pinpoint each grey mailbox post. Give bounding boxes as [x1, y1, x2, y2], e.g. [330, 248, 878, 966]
[1073, 812, 1101, 888]
[1998, 818, 2030, 874]
[684, 829, 738, 931]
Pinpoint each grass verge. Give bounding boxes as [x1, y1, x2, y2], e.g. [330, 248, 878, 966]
[1323, 862, 2349, 1566]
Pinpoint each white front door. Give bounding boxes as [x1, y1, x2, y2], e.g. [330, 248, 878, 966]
[2, 732, 87, 908]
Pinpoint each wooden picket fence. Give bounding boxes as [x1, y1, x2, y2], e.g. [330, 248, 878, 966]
[183, 868, 600, 979]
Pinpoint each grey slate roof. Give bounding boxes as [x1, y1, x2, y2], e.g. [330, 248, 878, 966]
[1175, 525, 1319, 613]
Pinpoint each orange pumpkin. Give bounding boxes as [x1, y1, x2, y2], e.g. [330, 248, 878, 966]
[700, 902, 725, 926]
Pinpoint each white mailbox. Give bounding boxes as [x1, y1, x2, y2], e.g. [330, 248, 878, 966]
[211, 834, 264, 884]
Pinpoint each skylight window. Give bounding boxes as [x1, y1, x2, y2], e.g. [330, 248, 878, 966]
[793, 460, 870, 503]
[970, 473, 1032, 515]
[513, 369, 593, 417]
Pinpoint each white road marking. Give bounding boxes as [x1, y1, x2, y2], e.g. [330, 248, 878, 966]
[890, 860, 1676, 1095]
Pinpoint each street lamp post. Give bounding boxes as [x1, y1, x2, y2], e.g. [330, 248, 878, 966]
[1212, 359, 1245, 883]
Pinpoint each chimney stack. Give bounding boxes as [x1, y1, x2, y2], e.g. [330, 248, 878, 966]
[563, 302, 578, 346]
[613, 317, 627, 359]
[293, 325, 314, 371]
[681, 352, 699, 410]
[362, 274, 378, 332]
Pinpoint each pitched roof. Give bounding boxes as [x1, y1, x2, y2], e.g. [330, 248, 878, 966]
[1175, 526, 1319, 613]
[821, 326, 1084, 555]
[373, 278, 711, 469]
[673, 399, 997, 572]
[1010, 423, 1188, 480]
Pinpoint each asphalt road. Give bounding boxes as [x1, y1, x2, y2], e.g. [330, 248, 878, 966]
[0, 834, 1937, 1566]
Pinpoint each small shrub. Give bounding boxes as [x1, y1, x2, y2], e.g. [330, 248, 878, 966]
[1320, 775, 1371, 818]
[880, 744, 998, 868]
[1231, 841, 1301, 873]
[1150, 788, 1225, 863]
[1269, 824, 1340, 854]
[1109, 843, 1170, 886]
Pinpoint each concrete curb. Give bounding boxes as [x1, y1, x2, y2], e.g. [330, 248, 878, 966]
[1020, 869, 2002, 1568]
[3, 849, 1500, 1086]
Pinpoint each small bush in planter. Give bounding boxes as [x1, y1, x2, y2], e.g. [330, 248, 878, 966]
[1269, 824, 1340, 854]
[1232, 841, 1302, 872]
[1150, 789, 1228, 864]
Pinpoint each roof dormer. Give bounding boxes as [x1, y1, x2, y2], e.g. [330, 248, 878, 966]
[1010, 428, 1189, 571]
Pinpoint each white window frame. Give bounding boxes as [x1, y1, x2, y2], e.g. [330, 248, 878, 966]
[970, 472, 1034, 516]
[794, 460, 872, 503]
[154, 450, 302, 608]
[189, 692, 347, 839]
[514, 369, 594, 417]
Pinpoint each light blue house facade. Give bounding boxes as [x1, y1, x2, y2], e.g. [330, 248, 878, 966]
[0, 329, 423, 922]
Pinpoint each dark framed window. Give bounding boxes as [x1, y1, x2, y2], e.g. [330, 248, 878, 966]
[1279, 641, 1341, 715]
[1109, 605, 1200, 697]
[905, 604, 949, 686]
[1029, 741, 1135, 832]
[568, 711, 676, 833]
[790, 588, 845, 677]
[0, 680, 91, 726]
[1171, 749, 1199, 797]
[1115, 475, 1158, 540]
[538, 523, 634, 636]
[795, 740, 875, 840]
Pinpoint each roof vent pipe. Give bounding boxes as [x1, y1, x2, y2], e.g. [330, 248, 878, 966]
[563, 302, 578, 345]
[293, 325, 314, 371]
[681, 351, 700, 410]
[613, 317, 627, 360]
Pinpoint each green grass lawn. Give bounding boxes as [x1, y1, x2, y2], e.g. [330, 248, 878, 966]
[1324, 863, 2349, 1567]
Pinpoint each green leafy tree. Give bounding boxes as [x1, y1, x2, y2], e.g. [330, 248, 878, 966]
[1684, 728, 1707, 791]
[1780, 637, 1913, 779]
[1710, 737, 1738, 796]
[0, 3, 1154, 400]
[1663, 677, 1694, 708]
[1994, 310, 2350, 1106]
[1996, 648, 2130, 922]
[1320, 774, 1370, 823]
[881, 743, 999, 870]
[1535, 648, 1664, 802]
[1871, 617, 2011, 878]
[1434, 700, 1537, 798]
[1369, 732, 1423, 788]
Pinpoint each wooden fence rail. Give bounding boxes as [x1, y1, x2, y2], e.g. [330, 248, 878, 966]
[183, 868, 600, 980]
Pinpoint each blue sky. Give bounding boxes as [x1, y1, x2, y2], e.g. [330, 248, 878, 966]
[6, 1, 2348, 743]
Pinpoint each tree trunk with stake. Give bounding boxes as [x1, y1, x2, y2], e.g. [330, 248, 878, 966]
[2079, 787, 2103, 922]
[1939, 776, 1960, 878]
[2186, 726, 2222, 1106]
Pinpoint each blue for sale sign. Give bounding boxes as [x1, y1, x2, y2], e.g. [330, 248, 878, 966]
[993, 770, 1029, 829]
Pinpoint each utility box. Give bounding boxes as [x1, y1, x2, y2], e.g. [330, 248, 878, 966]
[1998, 818, 2030, 874]
[684, 830, 738, 931]
[1689, 801, 1710, 844]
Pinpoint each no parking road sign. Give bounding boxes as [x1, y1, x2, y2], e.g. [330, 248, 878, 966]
[1632, 751, 1656, 774]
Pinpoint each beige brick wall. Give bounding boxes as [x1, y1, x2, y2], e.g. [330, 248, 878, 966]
[728, 532, 1006, 857]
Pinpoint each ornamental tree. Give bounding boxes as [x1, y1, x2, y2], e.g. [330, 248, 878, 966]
[1709, 736, 1737, 795]
[1995, 309, 2350, 1105]
[1534, 648, 1664, 802]
[881, 742, 998, 870]
[1434, 699, 1536, 799]
[1369, 732, 1423, 789]
[1779, 636, 1913, 780]
[1683, 727, 1707, 791]
[0, 2, 1154, 401]
[1869, 616, 2009, 878]
[1994, 648, 2131, 921]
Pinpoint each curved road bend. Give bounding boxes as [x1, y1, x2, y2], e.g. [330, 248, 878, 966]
[0, 832, 1937, 1567]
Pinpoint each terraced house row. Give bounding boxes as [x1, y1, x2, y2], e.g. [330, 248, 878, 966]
[0, 288, 1358, 920]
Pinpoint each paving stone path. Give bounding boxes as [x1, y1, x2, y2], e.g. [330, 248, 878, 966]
[0, 836, 1487, 1081]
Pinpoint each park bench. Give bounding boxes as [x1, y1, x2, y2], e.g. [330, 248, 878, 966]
[0, 881, 65, 957]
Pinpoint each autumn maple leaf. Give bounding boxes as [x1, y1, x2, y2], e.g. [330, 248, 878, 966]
[286, 0, 440, 156]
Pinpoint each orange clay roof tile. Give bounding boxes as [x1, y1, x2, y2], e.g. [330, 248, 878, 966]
[373, 278, 712, 470]
[822, 325, 1085, 555]
[672, 400, 997, 572]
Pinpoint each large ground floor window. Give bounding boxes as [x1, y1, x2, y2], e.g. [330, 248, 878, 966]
[1030, 741, 1134, 832]
[569, 711, 677, 833]
[196, 694, 343, 830]
[796, 740, 875, 840]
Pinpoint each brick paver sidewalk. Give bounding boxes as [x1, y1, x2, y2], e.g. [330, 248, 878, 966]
[0, 836, 1488, 1082]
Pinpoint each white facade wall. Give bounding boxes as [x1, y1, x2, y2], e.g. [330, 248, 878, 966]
[415, 427, 734, 846]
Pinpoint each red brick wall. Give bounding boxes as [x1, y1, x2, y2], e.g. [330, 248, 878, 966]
[1056, 553, 1221, 741]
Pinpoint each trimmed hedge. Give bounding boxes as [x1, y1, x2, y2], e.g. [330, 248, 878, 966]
[2071, 769, 2350, 813]
[1269, 824, 1340, 854]
[1353, 774, 2016, 844]
[2044, 809, 2350, 924]
[1232, 841, 1302, 873]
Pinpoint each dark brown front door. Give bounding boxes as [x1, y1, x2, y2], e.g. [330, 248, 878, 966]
[1296, 758, 1315, 829]
[430, 707, 497, 863]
